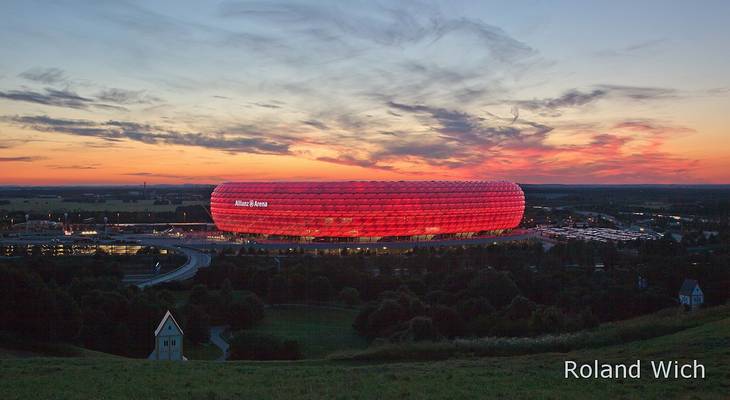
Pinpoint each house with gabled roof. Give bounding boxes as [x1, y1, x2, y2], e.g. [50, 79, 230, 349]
[148, 310, 185, 361]
[678, 279, 704, 311]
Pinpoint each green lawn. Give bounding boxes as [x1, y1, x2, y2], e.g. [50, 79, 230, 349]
[0, 314, 728, 399]
[248, 305, 368, 359]
[0, 334, 121, 360]
[185, 343, 222, 361]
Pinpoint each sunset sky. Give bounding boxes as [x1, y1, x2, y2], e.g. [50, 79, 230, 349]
[0, 0, 728, 185]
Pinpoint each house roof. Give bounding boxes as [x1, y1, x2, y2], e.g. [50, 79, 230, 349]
[679, 279, 699, 296]
[154, 310, 184, 336]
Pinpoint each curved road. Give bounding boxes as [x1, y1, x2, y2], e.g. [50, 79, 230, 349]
[136, 244, 211, 288]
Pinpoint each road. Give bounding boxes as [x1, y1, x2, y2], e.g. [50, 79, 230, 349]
[209, 326, 229, 361]
[135, 244, 211, 288]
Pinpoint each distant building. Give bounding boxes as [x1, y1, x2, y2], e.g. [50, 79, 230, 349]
[678, 279, 704, 310]
[148, 310, 185, 361]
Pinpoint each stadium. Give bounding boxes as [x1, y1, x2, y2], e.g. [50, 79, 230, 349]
[210, 181, 525, 243]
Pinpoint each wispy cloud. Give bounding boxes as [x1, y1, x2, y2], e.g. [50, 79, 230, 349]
[96, 88, 162, 105]
[6, 115, 293, 155]
[0, 156, 45, 162]
[0, 88, 95, 109]
[18, 67, 67, 84]
[46, 164, 100, 170]
[123, 171, 224, 181]
[594, 38, 667, 57]
[512, 85, 677, 116]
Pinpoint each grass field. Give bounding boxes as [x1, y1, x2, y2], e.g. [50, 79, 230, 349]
[0, 332, 121, 360]
[166, 293, 366, 359]
[0, 198, 207, 213]
[249, 305, 368, 359]
[185, 343, 222, 361]
[0, 312, 728, 399]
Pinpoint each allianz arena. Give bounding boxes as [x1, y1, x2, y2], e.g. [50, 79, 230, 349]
[210, 181, 525, 242]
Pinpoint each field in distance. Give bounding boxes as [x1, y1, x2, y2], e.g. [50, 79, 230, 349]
[0, 198, 207, 213]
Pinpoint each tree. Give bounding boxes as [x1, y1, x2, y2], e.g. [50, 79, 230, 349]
[227, 293, 265, 330]
[126, 293, 164, 356]
[308, 276, 332, 302]
[529, 306, 567, 335]
[457, 297, 494, 321]
[367, 299, 405, 338]
[431, 305, 466, 339]
[339, 287, 360, 307]
[353, 303, 378, 336]
[505, 295, 536, 320]
[287, 272, 307, 301]
[220, 278, 233, 309]
[186, 306, 210, 344]
[53, 289, 83, 341]
[407, 316, 439, 341]
[468, 270, 521, 309]
[268, 274, 288, 304]
[189, 284, 210, 307]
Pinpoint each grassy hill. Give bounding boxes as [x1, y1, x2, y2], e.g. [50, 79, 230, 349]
[0, 306, 728, 399]
[249, 305, 367, 358]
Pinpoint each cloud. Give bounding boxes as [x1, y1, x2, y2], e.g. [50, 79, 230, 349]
[387, 101, 551, 153]
[512, 85, 677, 115]
[594, 38, 667, 57]
[219, 1, 533, 60]
[315, 155, 394, 171]
[312, 95, 696, 183]
[252, 102, 282, 109]
[613, 119, 691, 134]
[0, 156, 44, 162]
[215, 1, 537, 106]
[301, 119, 329, 130]
[18, 68, 66, 84]
[96, 88, 162, 105]
[0, 84, 160, 111]
[0, 88, 95, 109]
[123, 171, 224, 181]
[6, 115, 294, 155]
[46, 164, 99, 170]
[515, 89, 607, 111]
[596, 84, 676, 101]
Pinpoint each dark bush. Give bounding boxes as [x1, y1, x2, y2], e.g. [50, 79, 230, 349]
[308, 276, 332, 302]
[529, 306, 566, 335]
[457, 297, 495, 321]
[227, 293, 265, 330]
[408, 316, 440, 342]
[367, 299, 405, 338]
[267, 274, 288, 304]
[505, 295, 536, 320]
[339, 287, 361, 307]
[186, 305, 210, 344]
[431, 305, 466, 339]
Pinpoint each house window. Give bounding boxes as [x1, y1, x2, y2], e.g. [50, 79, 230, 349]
[164, 340, 168, 346]
[172, 340, 176, 346]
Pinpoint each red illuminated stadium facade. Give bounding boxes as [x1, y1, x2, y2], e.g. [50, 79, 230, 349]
[210, 181, 524, 243]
